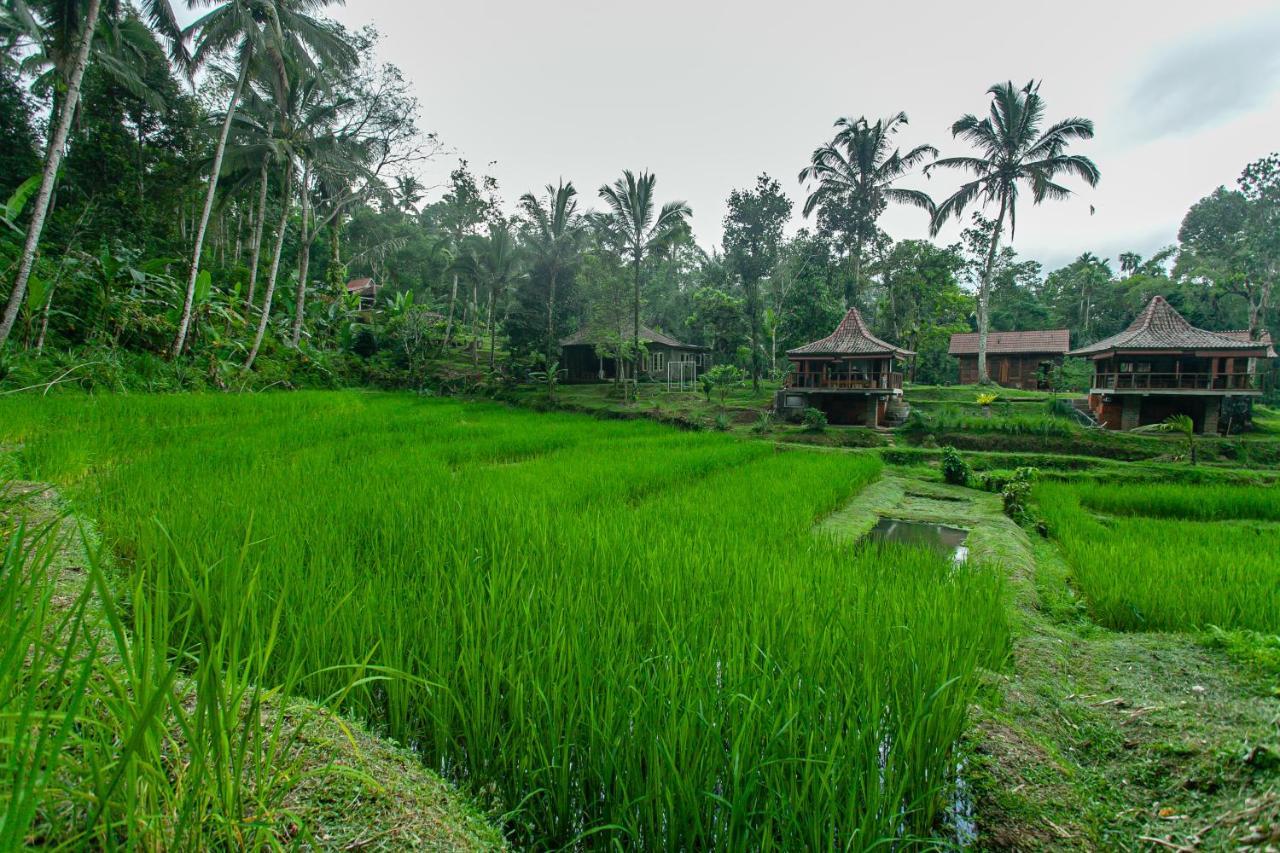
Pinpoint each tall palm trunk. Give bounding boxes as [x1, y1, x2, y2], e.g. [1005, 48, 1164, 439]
[747, 278, 760, 392]
[976, 195, 1008, 384]
[172, 49, 253, 358]
[631, 251, 641, 389]
[487, 288, 496, 370]
[848, 244, 863, 311]
[470, 280, 480, 364]
[545, 269, 557, 369]
[442, 272, 459, 349]
[243, 158, 293, 374]
[329, 223, 341, 291]
[289, 159, 312, 347]
[0, 0, 101, 350]
[246, 157, 269, 312]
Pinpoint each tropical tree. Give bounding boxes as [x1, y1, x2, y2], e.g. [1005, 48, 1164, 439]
[1176, 155, 1279, 341]
[928, 80, 1100, 383]
[466, 223, 523, 369]
[434, 163, 497, 349]
[519, 180, 585, 369]
[723, 173, 791, 391]
[1134, 413, 1198, 465]
[172, 0, 353, 358]
[0, 0, 184, 350]
[596, 170, 690, 383]
[798, 112, 936, 310]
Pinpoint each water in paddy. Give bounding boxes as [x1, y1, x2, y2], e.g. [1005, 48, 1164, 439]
[867, 518, 970, 565]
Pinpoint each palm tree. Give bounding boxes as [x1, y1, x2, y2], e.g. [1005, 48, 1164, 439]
[597, 170, 690, 383]
[221, 82, 282, 314]
[928, 81, 1100, 383]
[519, 180, 585, 370]
[1134, 414, 1198, 464]
[241, 62, 318, 373]
[286, 74, 355, 347]
[468, 223, 523, 370]
[798, 112, 936, 309]
[172, 0, 354, 358]
[0, 0, 183, 350]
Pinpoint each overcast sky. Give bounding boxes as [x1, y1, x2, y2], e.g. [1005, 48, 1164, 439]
[320, 0, 1280, 271]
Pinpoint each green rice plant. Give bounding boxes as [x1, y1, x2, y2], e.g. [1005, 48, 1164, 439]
[0, 481, 365, 848]
[1069, 481, 1280, 522]
[1, 392, 1010, 848]
[1036, 482, 1280, 633]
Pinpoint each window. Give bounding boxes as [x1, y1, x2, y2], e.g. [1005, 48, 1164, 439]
[649, 351, 666, 372]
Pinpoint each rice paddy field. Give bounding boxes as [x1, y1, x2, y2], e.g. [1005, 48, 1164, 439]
[1036, 481, 1280, 633]
[0, 392, 1009, 848]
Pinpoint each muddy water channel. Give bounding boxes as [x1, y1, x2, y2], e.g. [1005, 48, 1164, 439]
[866, 517, 970, 565]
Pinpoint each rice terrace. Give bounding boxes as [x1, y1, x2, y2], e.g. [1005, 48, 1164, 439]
[3, 0, 1280, 849]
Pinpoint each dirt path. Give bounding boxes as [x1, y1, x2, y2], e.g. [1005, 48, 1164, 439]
[825, 471, 1280, 850]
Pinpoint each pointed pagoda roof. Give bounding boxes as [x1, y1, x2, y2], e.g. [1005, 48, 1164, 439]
[787, 308, 915, 358]
[1069, 296, 1270, 357]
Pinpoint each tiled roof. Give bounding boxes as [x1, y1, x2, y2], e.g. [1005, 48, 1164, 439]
[1069, 296, 1269, 356]
[787, 308, 915, 358]
[345, 278, 375, 292]
[560, 323, 706, 350]
[949, 329, 1070, 355]
[1222, 330, 1277, 358]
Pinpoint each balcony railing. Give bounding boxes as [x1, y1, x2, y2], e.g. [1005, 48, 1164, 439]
[1093, 372, 1258, 391]
[786, 372, 903, 391]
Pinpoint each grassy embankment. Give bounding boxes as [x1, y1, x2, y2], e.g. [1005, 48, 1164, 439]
[832, 462, 1280, 848]
[0, 476, 501, 850]
[1, 392, 1008, 849]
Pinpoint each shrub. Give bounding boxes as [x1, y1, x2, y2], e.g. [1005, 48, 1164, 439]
[704, 364, 745, 406]
[712, 413, 731, 431]
[1000, 467, 1038, 523]
[941, 446, 971, 486]
[750, 411, 773, 434]
[802, 407, 828, 432]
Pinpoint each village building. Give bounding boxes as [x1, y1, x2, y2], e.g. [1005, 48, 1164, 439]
[345, 278, 380, 310]
[1071, 295, 1270, 433]
[775, 307, 913, 427]
[948, 329, 1070, 390]
[559, 324, 712, 383]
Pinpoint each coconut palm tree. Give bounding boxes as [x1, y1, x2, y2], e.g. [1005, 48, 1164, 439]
[798, 112, 936, 309]
[1134, 414, 1198, 464]
[928, 81, 1100, 383]
[468, 223, 524, 370]
[241, 63, 322, 372]
[286, 76, 356, 347]
[0, 0, 184, 350]
[172, 0, 354, 358]
[596, 170, 690, 383]
[519, 180, 585, 370]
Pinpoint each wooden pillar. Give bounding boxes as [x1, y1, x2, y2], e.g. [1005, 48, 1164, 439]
[1121, 396, 1140, 431]
[1203, 398, 1220, 435]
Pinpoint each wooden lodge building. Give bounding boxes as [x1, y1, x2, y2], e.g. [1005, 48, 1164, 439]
[948, 329, 1070, 390]
[1071, 295, 1270, 433]
[775, 308, 913, 427]
[345, 278, 380, 310]
[559, 324, 711, 383]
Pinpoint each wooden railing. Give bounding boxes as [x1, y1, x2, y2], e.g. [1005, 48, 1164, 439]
[786, 372, 903, 390]
[1093, 372, 1258, 391]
